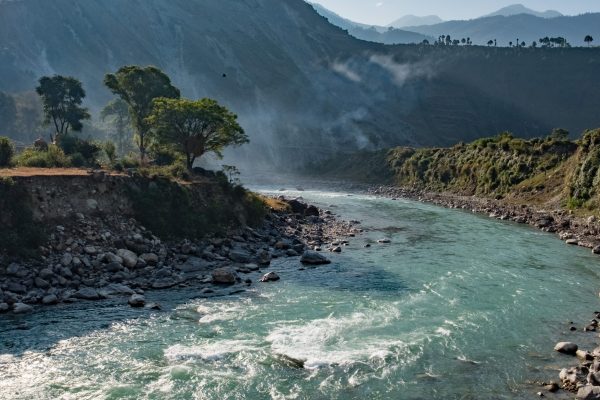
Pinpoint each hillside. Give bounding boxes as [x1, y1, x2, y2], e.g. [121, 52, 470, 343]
[405, 13, 600, 46]
[1, 0, 600, 169]
[387, 15, 443, 29]
[484, 4, 563, 19]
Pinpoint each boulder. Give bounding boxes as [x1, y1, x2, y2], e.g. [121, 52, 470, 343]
[100, 284, 135, 296]
[13, 302, 33, 314]
[104, 252, 124, 264]
[228, 249, 252, 264]
[140, 253, 159, 265]
[300, 251, 331, 265]
[128, 294, 146, 308]
[260, 272, 280, 282]
[117, 249, 138, 268]
[34, 277, 51, 289]
[42, 294, 59, 305]
[73, 287, 101, 300]
[257, 250, 272, 266]
[305, 205, 319, 217]
[0, 303, 9, 312]
[211, 268, 238, 285]
[61, 253, 73, 266]
[577, 386, 600, 400]
[6, 263, 27, 277]
[39, 268, 54, 280]
[555, 342, 578, 355]
[377, 239, 391, 244]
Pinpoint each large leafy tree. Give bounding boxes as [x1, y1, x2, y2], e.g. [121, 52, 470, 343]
[147, 98, 248, 170]
[104, 66, 180, 161]
[585, 35, 594, 47]
[35, 75, 90, 142]
[100, 99, 132, 155]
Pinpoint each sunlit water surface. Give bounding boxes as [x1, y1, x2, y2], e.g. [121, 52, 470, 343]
[2, 189, 600, 399]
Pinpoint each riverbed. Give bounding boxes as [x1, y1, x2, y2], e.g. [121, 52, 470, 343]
[1, 189, 600, 399]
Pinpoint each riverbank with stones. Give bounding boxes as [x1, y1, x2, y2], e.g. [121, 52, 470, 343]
[0, 196, 362, 315]
[368, 185, 600, 399]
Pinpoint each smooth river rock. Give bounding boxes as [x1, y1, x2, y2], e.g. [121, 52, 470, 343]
[128, 294, 146, 308]
[260, 272, 280, 282]
[300, 251, 331, 265]
[577, 386, 600, 400]
[13, 302, 33, 314]
[117, 249, 138, 268]
[212, 268, 238, 285]
[555, 342, 578, 355]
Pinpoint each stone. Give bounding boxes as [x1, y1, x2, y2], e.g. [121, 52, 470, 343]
[260, 272, 280, 282]
[104, 262, 123, 273]
[8, 283, 27, 294]
[84, 246, 97, 255]
[145, 302, 162, 310]
[305, 205, 319, 217]
[140, 253, 159, 265]
[61, 253, 73, 266]
[257, 250, 272, 266]
[73, 287, 101, 300]
[34, 277, 51, 289]
[13, 302, 33, 314]
[0, 303, 9, 312]
[211, 268, 238, 285]
[117, 249, 138, 268]
[42, 294, 59, 305]
[377, 239, 391, 244]
[176, 257, 212, 273]
[594, 246, 600, 255]
[39, 268, 54, 280]
[577, 386, 600, 400]
[566, 239, 579, 245]
[331, 246, 342, 253]
[86, 199, 98, 210]
[555, 342, 578, 355]
[300, 251, 331, 265]
[100, 284, 135, 296]
[104, 252, 124, 264]
[286, 249, 300, 257]
[577, 350, 594, 361]
[128, 294, 146, 308]
[228, 249, 252, 264]
[544, 382, 559, 393]
[6, 263, 26, 277]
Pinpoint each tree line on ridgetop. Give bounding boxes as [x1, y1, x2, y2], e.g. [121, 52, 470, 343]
[0, 66, 249, 174]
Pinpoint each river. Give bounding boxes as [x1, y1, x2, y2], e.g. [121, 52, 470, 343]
[1, 188, 599, 399]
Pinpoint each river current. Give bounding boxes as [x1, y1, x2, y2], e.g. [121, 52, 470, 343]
[1, 189, 600, 399]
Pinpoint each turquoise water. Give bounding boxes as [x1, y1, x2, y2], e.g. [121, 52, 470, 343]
[2, 189, 600, 399]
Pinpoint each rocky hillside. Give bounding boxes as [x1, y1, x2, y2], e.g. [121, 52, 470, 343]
[1, 0, 600, 168]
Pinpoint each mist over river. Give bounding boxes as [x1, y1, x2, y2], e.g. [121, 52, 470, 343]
[2, 188, 600, 399]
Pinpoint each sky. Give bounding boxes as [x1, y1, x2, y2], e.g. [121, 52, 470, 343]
[309, 0, 600, 25]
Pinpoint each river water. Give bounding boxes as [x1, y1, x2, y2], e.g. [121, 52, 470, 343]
[1, 189, 600, 399]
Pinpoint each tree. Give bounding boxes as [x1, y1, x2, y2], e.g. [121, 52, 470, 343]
[101, 99, 132, 155]
[0, 92, 17, 134]
[104, 66, 180, 161]
[487, 40, 494, 46]
[509, 41, 513, 47]
[521, 41, 526, 48]
[585, 35, 594, 47]
[422, 39, 430, 45]
[549, 128, 569, 141]
[531, 41, 537, 48]
[35, 75, 90, 142]
[147, 98, 248, 171]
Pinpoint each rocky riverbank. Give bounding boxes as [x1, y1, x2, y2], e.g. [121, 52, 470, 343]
[368, 185, 600, 399]
[0, 195, 361, 315]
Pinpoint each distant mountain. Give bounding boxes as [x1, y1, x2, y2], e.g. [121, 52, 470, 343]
[387, 15, 443, 29]
[485, 4, 563, 19]
[404, 13, 600, 46]
[310, 3, 432, 44]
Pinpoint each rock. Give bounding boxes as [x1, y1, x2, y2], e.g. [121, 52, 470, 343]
[42, 294, 59, 305]
[228, 249, 252, 264]
[104, 252, 124, 264]
[176, 257, 212, 273]
[104, 262, 123, 273]
[300, 251, 331, 265]
[84, 246, 97, 255]
[545, 382, 559, 393]
[260, 272, 280, 282]
[140, 253, 159, 265]
[257, 250, 272, 266]
[286, 249, 300, 257]
[128, 294, 146, 308]
[594, 246, 600, 255]
[577, 350, 594, 361]
[145, 302, 162, 310]
[117, 249, 138, 268]
[555, 342, 578, 355]
[377, 239, 391, 244]
[305, 205, 319, 217]
[211, 268, 238, 285]
[100, 284, 135, 296]
[8, 283, 27, 294]
[13, 302, 33, 314]
[6, 263, 26, 277]
[331, 246, 342, 253]
[34, 277, 51, 289]
[0, 303, 9, 312]
[86, 199, 98, 210]
[567, 239, 579, 245]
[287, 199, 307, 214]
[577, 386, 600, 400]
[73, 287, 101, 300]
[39, 268, 54, 280]
[61, 253, 73, 266]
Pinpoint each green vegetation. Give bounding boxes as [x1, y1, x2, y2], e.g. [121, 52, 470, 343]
[0, 136, 14, 167]
[0, 177, 46, 257]
[14, 144, 71, 168]
[368, 129, 600, 211]
[104, 66, 180, 161]
[146, 98, 248, 170]
[100, 99, 132, 156]
[126, 174, 265, 239]
[36, 75, 90, 142]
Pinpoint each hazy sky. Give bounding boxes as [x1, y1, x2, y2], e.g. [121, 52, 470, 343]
[310, 1, 600, 25]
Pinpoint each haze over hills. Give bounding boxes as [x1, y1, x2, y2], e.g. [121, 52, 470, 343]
[484, 4, 563, 19]
[1, 0, 600, 169]
[309, 3, 432, 45]
[387, 15, 443, 29]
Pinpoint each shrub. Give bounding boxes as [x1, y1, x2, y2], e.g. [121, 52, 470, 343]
[102, 141, 117, 164]
[69, 152, 86, 167]
[150, 146, 179, 166]
[57, 135, 101, 166]
[0, 136, 14, 167]
[15, 145, 71, 168]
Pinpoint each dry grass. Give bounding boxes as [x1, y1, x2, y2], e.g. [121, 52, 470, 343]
[258, 195, 290, 212]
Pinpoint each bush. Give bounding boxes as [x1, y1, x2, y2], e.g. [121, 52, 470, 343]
[121, 153, 140, 169]
[57, 135, 101, 166]
[15, 145, 71, 168]
[0, 136, 14, 167]
[101, 141, 117, 164]
[69, 152, 86, 167]
[150, 146, 179, 166]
